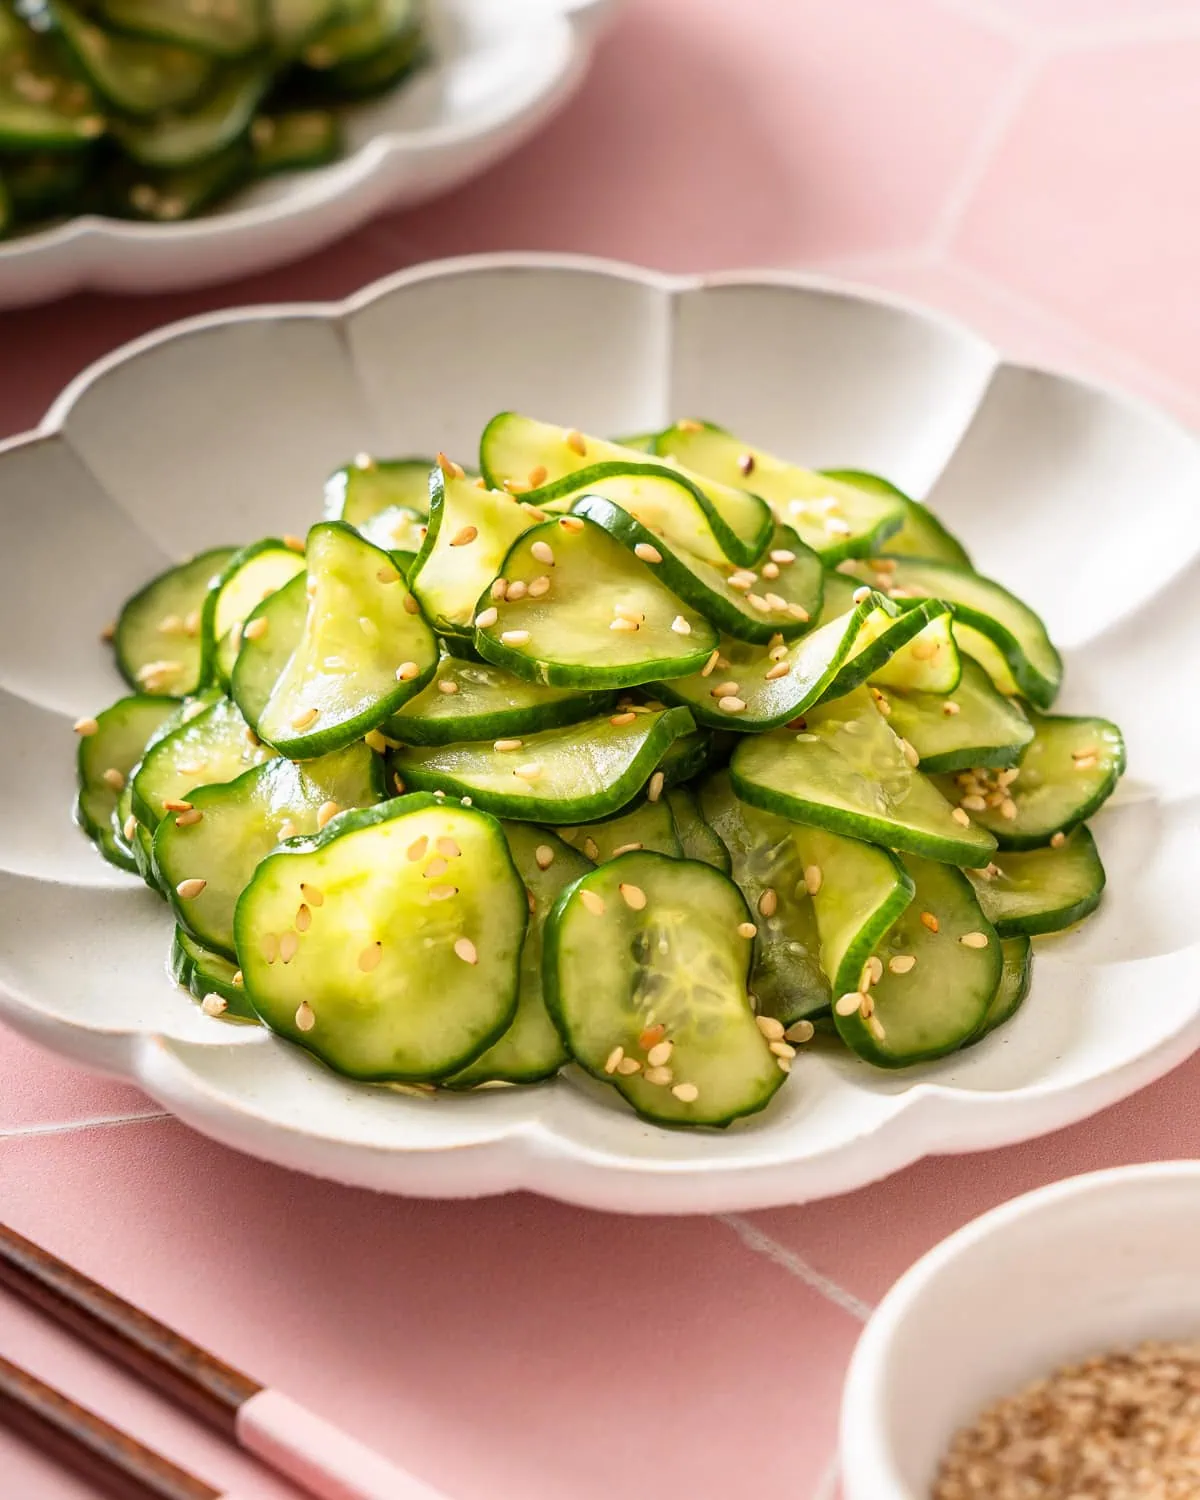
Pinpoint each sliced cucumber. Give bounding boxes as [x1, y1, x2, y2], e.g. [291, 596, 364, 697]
[874, 657, 1033, 774]
[937, 712, 1124, 850]
[655, 601, 870, 733]
[819, 597, 957, 703]
[253, 522, 438, 758]
[55, 3, 214, 116]
[2, 147, 88, 220]
[169, 927, 257, 1021]
[267, 0, 341, 55]
[96, 0, 263, 57]
[204, 539, 307, 687]
[353, 504, 425, 562]
[967, 825, 1105, 936]
[557, 800, 682, 863]
[821, 469, 971, 568]
[250, 109, 340, 174]
[392, 706, 696, 824]
[111, 61, 270, 169]
[299, 21, 423, 100]
[131, 696, 275, 830]
[236, 794, 526, 1081]
[325, 456, 434, 525]
[480, 414, 772, 567]
[473, 516, 717, 690]
[574, 495, 822, 643]
[409, 469, 533, 639]
[387, 654, 611, 746]
[956, 626, 1021, 699]
[0, 8, 105, 149]
[155, 743, 384, 959]
[115, 547, 236, 698]
[230, 571, 307, 731]
[730, 686, 997, 866]
[665, 786, 730, 873]
[302, 0, 418, 68]
[696, 771, 831, 1026]
[847, 556, 1062, 710]
[654, 422, 905, 563]
[106, 143, 248, 221]
[446, 824, 584, 1087]
[76, 695, 179, 871]
[832, 856, 1000, 1068]
[973, 935, 1032, 1040]
[544, 851, 788, 1126]
[657, 725, 716, 788]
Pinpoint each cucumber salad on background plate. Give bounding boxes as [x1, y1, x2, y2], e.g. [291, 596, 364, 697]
[75, 416, 1124, 1130]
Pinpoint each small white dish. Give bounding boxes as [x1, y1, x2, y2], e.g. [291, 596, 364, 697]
[0, 253, 1198, 1213]
[840, 1161, 1200, 1500]
[0, 0, 617, 308]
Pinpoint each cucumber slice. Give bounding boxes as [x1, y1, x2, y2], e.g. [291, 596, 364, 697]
[253, 522, 438, 758]
[325, 456, 435, 524]
[654, 601, 869, 733]
[54, 3, 214, 116]
[821, 469, 971, 568]
[169, 927, 257, 1021]
[818, 597, 957, 703]
[874, 657, 1034, 775]
[696, 771, 831, 1026]
[831, 855, 1000, 1067]
[75, 695, 179, 870]
[557, 800, 682, 863]
[302, 0, 418, 68]
[235, 794, 526, 1082]
[967, 826, 1105, 936]
[105, 143, 248, 221]
[473, 516, 717, 690]
[937, 712, 1124, 850]
[267, 0, 341, 55]
[391, 706, 696, 823]
[299, 20, 423, 100]
[409, 469, 534, 639]
[973, 935, 1032, 1040]
[611, 431, 661, 453]
[793, 823, 915, 997]
[96, 0, 262, 57]
[654, 422, 905, 564]
[353, 504, 424, 562]
[446, 823, 583, 1087]
[387, 654, 611, 746]
[204, 539, 307, 687]
[2, 147, 88, 220]
[155, 743, 384, 959]
[112, 61, 270, 168]
[131, 696, 275, 830]
[657, 725, 716, 789]
[0, 8, 104, 149]
[665, 786, 730, 873]
[543, 851, 788, 1126]
[730, 686, 998, 866]
[573, 495, 822, 643]
[847, 556, 1062, 710]
[115, 547, 237, 698]
[230, 571, 307, 731]
[250, 109, 340, 174]
[480, 415, 772, 567]
[110, 782, 137, 868]
[955, 626, 1021, 699]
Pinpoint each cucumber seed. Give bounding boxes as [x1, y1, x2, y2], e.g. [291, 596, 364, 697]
[531, 540, 555, 565]
[619, 883, 648, 911]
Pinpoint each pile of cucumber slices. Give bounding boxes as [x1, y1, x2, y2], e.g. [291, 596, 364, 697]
[75, 416, 1124, 1128]
[0, 0, 425, 234]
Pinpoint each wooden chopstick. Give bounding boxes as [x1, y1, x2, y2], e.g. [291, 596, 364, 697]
[0, 1351, 220, 1500]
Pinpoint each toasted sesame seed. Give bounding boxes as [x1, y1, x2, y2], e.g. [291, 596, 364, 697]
[611, 843, 643, 857]
[942, 700, 961, 716]
[1050, 830, 1067, 849]
[951, 807, 972, 827]
[787, 604, 811, 622]
[634, 542, 663, 565]
[291, 707, 320, 731]
[364, 730, 388, 754]
[529, 845, 555, 874]
[758, 887, 778, 918]
[101, 767, 125, 791]
[835, 992, 862, 1017]
[1000, 797, 1019, 820]
[620, 882, 647, 911]
[162, 798, 193, 813]
[123, 815, 138, 841]
[528, 539, 555, 567]
[489, 579, 509, 604]
[175, 808, 204, 827]
[515, 762, 543, 781]
[501, 630, 531, 647]
[770, 1040, 797, 1059]
[804, 864, 823, 895]
[565, 429, 588, 456]
[761, 562, 780, 580]
[558, 516, 586, 532]
[158, 614, 185, 636]
[737, 922, 758, 939]
[719, 696, 747, 714]
[899, 738, 920, 768]
[358, 942, 383, 972]
[494, 738, 523, 752]
[295, 1001, 315, 1031]
[728, 570, 756, 592]
[764, 662, 790, 681]
[764, 593, 790, 612]
[770, 549, 796, 565]
[429, 885, 458, 901]
[200, 994, 227, 1018]
[437, 453, 465, 480]
[376, 566, 400, 585]
[672, 1082, 700, 1103]
[785, 1020, 816, 1044]
[301, 882, 324, 905]
[616, 1056, 642, 1075]
[437, 681, 459, 695]
[317, 801, 340, 830]
[921, 911, 940, 933]
[639, 1024, 666, 1049]
[580, 889, 606, 916]
[862, 955, 884, 987]
[403, 594, 421, 615]
[176, 878, 206, 901]
[852, 585, 873, 604]
[961, 794, 987, 812]
[647, 772, 665, 803]
[504, 480, 531, 495]
[278, 821, 299, 840]
[888, 954, 917, 974]
[646, 1040, 673, 1067]
[644, 1065, 673, 1086]
[756, 1015, 785, 1041]
[604, 1045, 624, 1074]
[282, 534, 305, 553]
[960, 931, 990, 949]
[610, 711, 638, 727]
[747, 594, 771, 614]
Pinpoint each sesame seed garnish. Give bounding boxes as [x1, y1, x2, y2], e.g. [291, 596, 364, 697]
[617, 1056, 642, 1075]
[764, 593, 790, 612]
[454, 937, 478, 965]
[677, 418, 703, 433]
[162, 798, 193, 813]
[604, 1045, 625, 1074]
[301, 882, 324, 905]
[515, 762, 543, 781]
[376, 566, 400, 585]
[804, 865, 822, 895]
[501, 630, 531, 646]
[295, 1002, 315, 1031]
[770, 549, 796, 565]
[610, 711, 637, 726]
[565, 429, 588, 456]
[296, 903, 312, 932]
[756, 1015, 785, 1041]
[835, 992, 862, 1017]
[770, 1040, 797, 1059]
[787, 604, 810, 622]
[528, 576, 551, 598]
[961, 794, 987, 812]
[403, 594, 421, 615]
[899, 738, 920, 768]
[535, 844, 556, 869]
[718, 695, 747, 714]
[291, 707, 320, 731]
[316, 801, 340, 830]
[634, 542, 663, 564]
[530, 540, 555, 565]
[647, 772, 665, 803]
[101, 621, 115, 642]
[176, 878, 206, 900]
[580, 889, 606, 916]
[437, 681, 459, 695]
[644, 1065, 673, 1086]
[526, 464, 548, 489]
[558, 516, 586, 532]
[785, 1020, 816, 1044]
[611, 842, 643, 856]
[737, 922, 758, 939]
[437, 453, 465, 480]
[888, 954, 916, 974]
[736, 452, 755, 477]
[364, 730, 388, 754]
[646, 1040, 673, 1067]
[282, 534, 305, 553]
[279, 821, 299, 839]
[921, 911, 940, 933]
[504, 480, 531, 495]
[861, 955, 884, 987]
[1051, 830, 1067, 848]
[747, 593, 771, 613]
[960, 931, 990, 949]
[758, 887, 778, 918]
[175, 808, 204, 827]
[358, 942, 383, 972]
[727, 570, 756, 592]
[1000, 797, 1019, 820]
[761, 562, 780, 580]
[158, 614, 184, 636]
[1073, 754, 1098, 771]
[672, 1082, 700, 1103]
[232, 970, 244, 987]
[764, 662, 790, 681]
[100, 767, 125, 791]
[639, 1024, 666, 1049]
[943, 700, 961, 716]
[429, 885, 458, 901]
[852, 585, 873, 604]
[609, 617, 639, 634]
[619, 882, 647, 911]
[201, 994, 227, 1018]
[951, 807, 972, 827]
[123, 815, 138, 841]
[695, 648, 719, 679]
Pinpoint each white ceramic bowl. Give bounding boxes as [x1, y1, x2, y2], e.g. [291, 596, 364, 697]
[0, 0, 617, 308]
[841, 1162, 1200, 1499]
[0, 253, 1198, 1213]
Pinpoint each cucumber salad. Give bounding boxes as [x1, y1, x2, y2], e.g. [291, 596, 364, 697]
[74, 417, 1124, 1129]
[0, 0, 426, 235]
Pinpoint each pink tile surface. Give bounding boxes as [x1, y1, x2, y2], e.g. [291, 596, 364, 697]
[0, 0, 1197, 1495]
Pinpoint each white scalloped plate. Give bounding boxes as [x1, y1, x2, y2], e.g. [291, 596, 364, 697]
[2, 254, 1198, 1214]
[0, 0, 615, 308]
